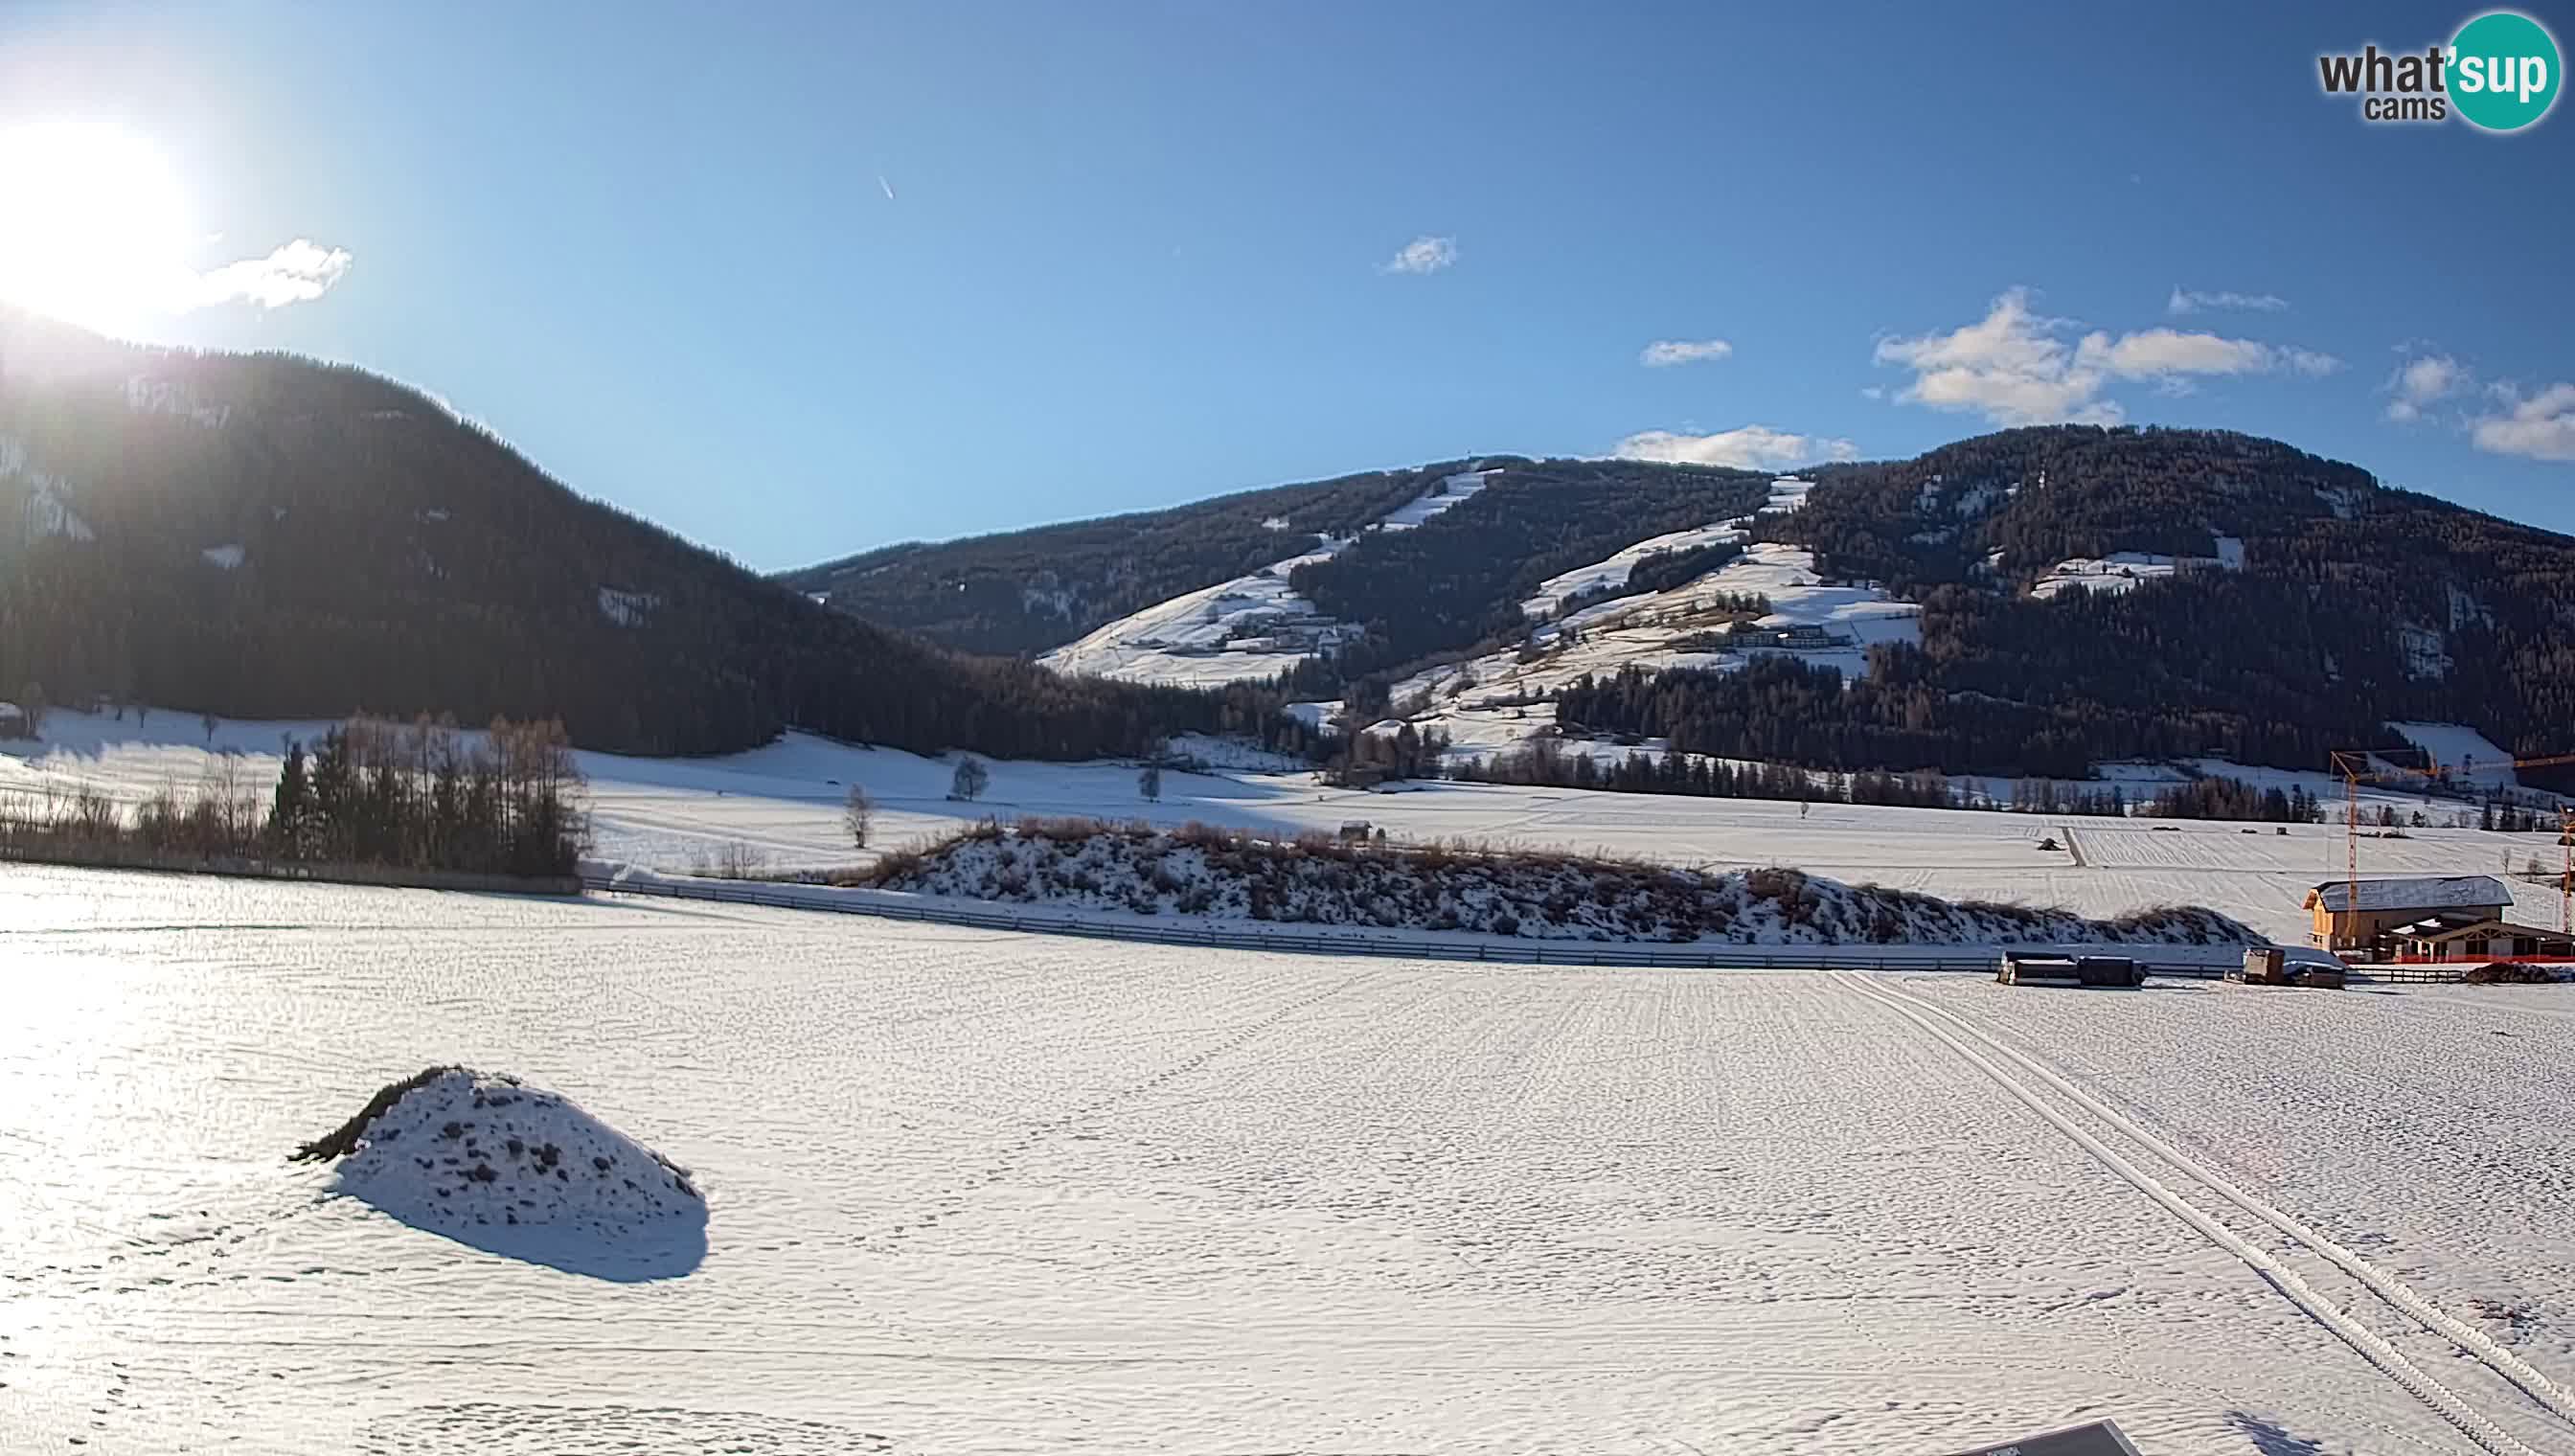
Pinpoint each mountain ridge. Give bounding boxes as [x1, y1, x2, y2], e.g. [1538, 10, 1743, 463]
[0, 309, 1284, 761]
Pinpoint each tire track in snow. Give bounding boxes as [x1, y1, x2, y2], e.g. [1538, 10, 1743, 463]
[1836, 972, 2564, 1456]
[2057, 824, 2087, 868]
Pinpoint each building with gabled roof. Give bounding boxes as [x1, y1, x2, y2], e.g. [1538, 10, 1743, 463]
[2303, 875, 2512, 954]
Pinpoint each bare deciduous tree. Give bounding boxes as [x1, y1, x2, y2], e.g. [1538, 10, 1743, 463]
[843, 783, 874, 849]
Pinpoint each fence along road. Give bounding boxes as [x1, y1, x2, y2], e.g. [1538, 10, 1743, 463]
[578, 866, 2444, 978]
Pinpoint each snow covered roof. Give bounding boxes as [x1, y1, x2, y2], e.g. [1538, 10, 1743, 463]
[2306, 875, 2511, 913]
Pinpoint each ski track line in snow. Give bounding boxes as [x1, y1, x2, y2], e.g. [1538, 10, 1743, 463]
[1854, 976, 2575, 1438]
[1834, 972, 2566, 1456]
[2058, 824, 2088, 869]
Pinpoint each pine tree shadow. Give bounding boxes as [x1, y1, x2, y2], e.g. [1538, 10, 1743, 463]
[2224, 1412, 2329, 1455]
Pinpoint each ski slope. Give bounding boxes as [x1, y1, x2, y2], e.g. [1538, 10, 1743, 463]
[9, 864, 2575, 1453]
[1516, 519, 1748, 619]
[1037, 469, 1495, 687]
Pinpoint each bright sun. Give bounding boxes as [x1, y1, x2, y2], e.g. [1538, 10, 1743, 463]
[0, 123, 196, 333]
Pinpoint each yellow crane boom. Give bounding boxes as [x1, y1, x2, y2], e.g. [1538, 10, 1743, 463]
[2330, 748, 2575, 937]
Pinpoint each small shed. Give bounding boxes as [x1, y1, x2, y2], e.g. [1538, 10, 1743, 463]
[0, 701, 26, 739]
[2231, 946, 2289, 985]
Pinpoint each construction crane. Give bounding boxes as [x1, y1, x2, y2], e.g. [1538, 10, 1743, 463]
[2330, 747, 2575, 935]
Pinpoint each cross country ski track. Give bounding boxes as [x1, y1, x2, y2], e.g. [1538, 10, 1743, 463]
[1839, 971, 2575, 1456]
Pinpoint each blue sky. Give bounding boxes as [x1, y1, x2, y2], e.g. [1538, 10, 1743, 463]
[2, 1, 2570, 569]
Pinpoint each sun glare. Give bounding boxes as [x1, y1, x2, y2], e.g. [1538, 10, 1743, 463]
[0, 123, 196, 333]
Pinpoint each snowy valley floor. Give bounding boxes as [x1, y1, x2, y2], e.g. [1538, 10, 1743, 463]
[8, 866, 2575, 1453]
[8, 708, 2562, 947]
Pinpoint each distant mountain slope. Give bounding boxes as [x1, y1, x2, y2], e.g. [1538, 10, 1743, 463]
[1559, 426, 2575, 785]
[0, 309, 1263, 759]
[779, 466, 1450, 655]
[791, 457, 1777, 684]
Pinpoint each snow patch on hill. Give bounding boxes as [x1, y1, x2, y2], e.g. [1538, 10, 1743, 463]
[1039, 470, 1495, 688]
[305, 1068, 704, 1280]
[597, 586, 659, 627]
[0, 433, 94, 543]
[201, 543, 245, 570]
[2386, 722, 2519, 788]
[24, 477, 93, 542]
[125, 375, 232, 429]
[2397, 623, 2451, 679]
[2031, 538, 2246, 601]
[1394, 540, 1923, 760]
[1518, 520, 1750, 619]
[872, 821, 2256, 946]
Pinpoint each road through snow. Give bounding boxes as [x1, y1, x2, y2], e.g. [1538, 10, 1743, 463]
[8, 866, 2575, 1453]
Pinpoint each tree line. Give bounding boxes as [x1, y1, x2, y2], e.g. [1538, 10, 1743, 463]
[0, 715, 588, 876]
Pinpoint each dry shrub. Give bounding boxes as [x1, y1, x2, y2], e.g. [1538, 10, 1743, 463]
[291, 1065, 472, 1162]
[1016, 815, 1105, 843]
[1171, 820, 1236, 850]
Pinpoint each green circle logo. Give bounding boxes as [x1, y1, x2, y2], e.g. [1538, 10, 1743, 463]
[2451, 11, 2561, 131]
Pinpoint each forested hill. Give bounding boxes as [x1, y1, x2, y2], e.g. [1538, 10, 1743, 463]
[780, 466, 1453, 656]
[785, 457, 1779, 668]
[1563, 425, 2575, 785]
[0, 309, 1263, 759]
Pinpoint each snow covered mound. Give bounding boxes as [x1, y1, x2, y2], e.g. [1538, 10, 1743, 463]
[872, 820, 2257, 947]
[296, 1068, 705, 1279]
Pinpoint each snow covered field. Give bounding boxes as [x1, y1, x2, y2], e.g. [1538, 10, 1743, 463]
[10, 864, 2575, 1453]
[7, 708, 2560, 948]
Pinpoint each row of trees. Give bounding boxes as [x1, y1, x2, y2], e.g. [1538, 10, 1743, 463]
[2140, 779, 2325, 823]
[265, 717, 587, 876]
[0, 715, 588, 878]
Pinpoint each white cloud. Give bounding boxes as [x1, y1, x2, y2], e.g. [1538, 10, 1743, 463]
[2076, 327, 2277, 378]
[2384, 352, 2470, 422]
[190, 239, 353, 309]
[2168, 286, 2289, 315]
[1873, 287, 2338, 427]
[1380, 236, 1456, 275]
[1612, 424, 1859, 470]
[2471, 382, 2575, 462]
[1640, 338, 1732, 367]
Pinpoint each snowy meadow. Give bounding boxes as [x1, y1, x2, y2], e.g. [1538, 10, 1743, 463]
[8, 864, 2575, 1453]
